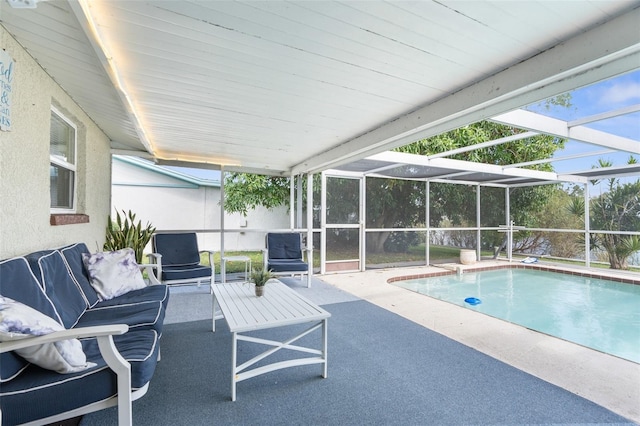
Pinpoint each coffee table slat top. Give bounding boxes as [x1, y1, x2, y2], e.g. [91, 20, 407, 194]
[212, 281, 330, 333]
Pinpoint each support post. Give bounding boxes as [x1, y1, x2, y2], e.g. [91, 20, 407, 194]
[220, 167, 225, 277]
[290, 176, 295, 229]
[476, 184, 481, 262]
[320, 172, 327, 275]
[307, 173, 314, 287]
[584, 183, 591, 268]
[426, 180, 430, 266]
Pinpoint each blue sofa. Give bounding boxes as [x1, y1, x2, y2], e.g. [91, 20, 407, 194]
[0, 243, 169, 426]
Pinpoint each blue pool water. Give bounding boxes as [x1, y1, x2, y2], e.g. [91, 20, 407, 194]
[392, 269, 640, 363]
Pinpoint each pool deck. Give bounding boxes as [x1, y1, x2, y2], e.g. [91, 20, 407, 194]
[319, 260, 640, 423]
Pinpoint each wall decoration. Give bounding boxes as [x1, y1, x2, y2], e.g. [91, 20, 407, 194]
[0, 49, 15, 131]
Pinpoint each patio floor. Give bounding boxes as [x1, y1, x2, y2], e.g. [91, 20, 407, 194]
[318, 261, 640, 423]
[163, 263, 639, 422]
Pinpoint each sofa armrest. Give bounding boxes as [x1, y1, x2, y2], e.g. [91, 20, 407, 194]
[0, 324, 128, 352]
[0, 324, 134, 426]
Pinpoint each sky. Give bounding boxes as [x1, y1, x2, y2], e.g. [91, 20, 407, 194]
[526, 69, 640, 175]
[170, 70, 640, 186]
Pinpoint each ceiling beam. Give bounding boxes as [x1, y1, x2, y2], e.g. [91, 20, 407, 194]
[492, 109, 640, 154]
[504, 149, 615, 169]
[568, 103, 640, 128]
[426, 131, 539, 160]
[291, 8, 640, 175]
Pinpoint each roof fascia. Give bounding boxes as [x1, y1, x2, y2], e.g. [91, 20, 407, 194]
[113, 156, 220, 187]
[68, 1, 155, 156]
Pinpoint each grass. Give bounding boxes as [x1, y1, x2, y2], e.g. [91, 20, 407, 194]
[202, 245, 640, 274]
[201, 251, 264, 273]
[203, 245, 481, 272]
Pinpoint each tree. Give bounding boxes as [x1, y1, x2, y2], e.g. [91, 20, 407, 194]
[224, 174, 291, 216]
[535, 188, 583, 258]
[397, 121, 564, 253]
[569, 158, 640, 269]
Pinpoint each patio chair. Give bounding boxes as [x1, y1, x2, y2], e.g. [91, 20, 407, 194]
[264, 232, 311, 288]
[147, 232, 215, 287]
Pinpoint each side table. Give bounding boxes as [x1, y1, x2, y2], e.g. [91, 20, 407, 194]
[221, 255, 251, 283]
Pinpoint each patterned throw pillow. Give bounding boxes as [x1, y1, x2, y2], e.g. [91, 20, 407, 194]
[0, 296, 94, 373]
[82, 248, 147, 300]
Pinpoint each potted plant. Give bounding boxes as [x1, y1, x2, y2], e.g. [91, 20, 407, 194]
[250, 266, 274, 297]
[103, 209, 155, 263]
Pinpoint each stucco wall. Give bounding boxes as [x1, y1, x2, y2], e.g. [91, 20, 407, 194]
[111, 159, 290, 252]
[0, 28, 112, 258]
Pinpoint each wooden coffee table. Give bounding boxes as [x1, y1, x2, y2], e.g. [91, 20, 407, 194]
[211, 280, 331, 401]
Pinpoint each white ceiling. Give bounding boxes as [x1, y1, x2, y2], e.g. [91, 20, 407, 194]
[2, 0, 639, 176]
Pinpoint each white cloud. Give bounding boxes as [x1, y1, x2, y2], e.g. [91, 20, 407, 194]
[600, 82, 640, 105]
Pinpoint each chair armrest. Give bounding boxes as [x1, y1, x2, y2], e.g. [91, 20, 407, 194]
[302, 245, 312, 262]
[139, 263, 162, 285]
[262, 248, 269, 270]
[145, 253, 163, 284]
[146, 253, 162, 262]
[0, 324, 128, 353]
[199, 250, 216, 276]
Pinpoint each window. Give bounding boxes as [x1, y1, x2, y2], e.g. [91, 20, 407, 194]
[50, 106, 77, 212]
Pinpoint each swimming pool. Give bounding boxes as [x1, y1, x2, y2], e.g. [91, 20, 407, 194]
[392, 268, 640, 363]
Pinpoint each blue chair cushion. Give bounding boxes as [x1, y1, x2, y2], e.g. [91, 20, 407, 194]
[25, 250, 88, 329]
[268, 259, 309, 273]
[78, 301, 165, 334]
[267, 233, 303, 260]
[161, 264, 212, 282]
[153, 233, 201, 266]
[58, 243, 101, 307]
[0, 329, 159, 425]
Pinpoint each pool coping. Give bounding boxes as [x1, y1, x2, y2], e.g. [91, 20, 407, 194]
[387, 262, 640, 285]
[318, 260, 640, 423]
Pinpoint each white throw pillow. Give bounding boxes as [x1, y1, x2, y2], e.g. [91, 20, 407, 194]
[0, 296, 95, 373]
[82, 248, 147, 300]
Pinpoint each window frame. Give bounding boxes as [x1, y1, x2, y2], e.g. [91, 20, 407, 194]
[49, 105, 78, 213]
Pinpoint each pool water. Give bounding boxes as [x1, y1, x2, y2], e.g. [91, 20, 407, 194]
[392, 269, 640, 363]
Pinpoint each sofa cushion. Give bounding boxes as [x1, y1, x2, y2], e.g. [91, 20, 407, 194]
[59, 243, 101, 308]
[94, 284, 170, 310]
[0, 257, 60, 382]
[0, 329, 159, 425]
[78, 300, 165, 334]
[25, 250, 88, 329]
[82, 248, 147, 301]
[0, 296, 93, 374]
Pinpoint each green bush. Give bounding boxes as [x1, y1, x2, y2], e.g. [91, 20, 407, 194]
[103, 209, 155, 263]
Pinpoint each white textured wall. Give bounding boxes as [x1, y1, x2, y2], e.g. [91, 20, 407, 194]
[111, 159, 289, 252]
[0, 28, 112, 258]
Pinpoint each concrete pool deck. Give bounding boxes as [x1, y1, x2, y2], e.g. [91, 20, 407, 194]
[318, 260, 640, 423]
